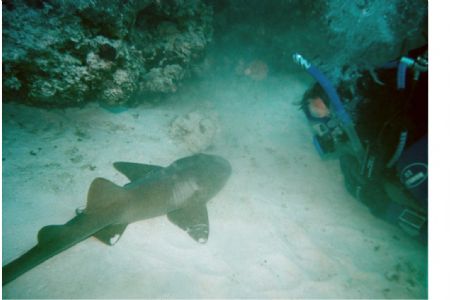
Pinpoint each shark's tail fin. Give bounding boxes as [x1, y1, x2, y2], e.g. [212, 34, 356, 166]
[2, 178, 127, 286]
[3, 214, 92, 286]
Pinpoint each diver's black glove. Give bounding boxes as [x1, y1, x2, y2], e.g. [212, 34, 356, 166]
[339, 154, 364, 197]
[339, 154, 390, 217]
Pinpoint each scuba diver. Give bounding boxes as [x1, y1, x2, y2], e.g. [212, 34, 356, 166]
[293, 45, 428, 243]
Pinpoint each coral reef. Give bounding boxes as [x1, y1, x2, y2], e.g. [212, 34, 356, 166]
[2, 0, 212, 106]
[2, 0, 427, 106]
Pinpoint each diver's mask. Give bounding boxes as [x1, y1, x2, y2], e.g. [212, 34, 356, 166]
[302, 95, 348, 158]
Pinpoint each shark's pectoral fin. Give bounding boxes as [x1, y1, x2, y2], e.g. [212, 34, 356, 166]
[167, 203, 209, 244]
[94, 223, 128, 246]
[113, 162, 165, 182]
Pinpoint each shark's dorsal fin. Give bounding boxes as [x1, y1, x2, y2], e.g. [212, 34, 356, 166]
[86, 178, 125, 213]
[113, 162, 164, 182]
[167, 203, 209, 244]
[37, 225, 66, 245]
[94, 224, 128, 246]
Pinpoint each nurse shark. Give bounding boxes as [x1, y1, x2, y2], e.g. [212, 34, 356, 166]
[2, 153, 231, 285]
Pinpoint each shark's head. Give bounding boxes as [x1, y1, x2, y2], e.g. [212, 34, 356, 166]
[170, 153, 231, 202]
[197, 153, 232, 189]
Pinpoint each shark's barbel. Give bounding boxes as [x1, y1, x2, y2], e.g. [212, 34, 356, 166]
[2, 153, 232, 286]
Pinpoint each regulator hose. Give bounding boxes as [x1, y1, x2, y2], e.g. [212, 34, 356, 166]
[293, 53, 365, 162]
[386, 130, 408, 168]
[397, 57, 415, 90]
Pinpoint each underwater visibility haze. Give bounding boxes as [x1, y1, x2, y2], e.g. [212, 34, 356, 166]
[2, 0, 428, 298]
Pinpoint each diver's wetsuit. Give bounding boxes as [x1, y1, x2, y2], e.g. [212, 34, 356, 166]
[338, 46, 428, 243]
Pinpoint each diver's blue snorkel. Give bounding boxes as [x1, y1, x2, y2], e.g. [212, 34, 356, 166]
[293, 53, 365, 162]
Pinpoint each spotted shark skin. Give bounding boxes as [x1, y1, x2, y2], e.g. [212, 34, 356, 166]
[2, 154, 231, 286]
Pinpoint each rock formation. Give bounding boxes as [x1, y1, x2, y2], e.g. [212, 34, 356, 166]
[2, 0, 212, 106]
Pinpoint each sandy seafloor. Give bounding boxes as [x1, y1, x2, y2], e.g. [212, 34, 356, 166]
[2, 58, 427, 298]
